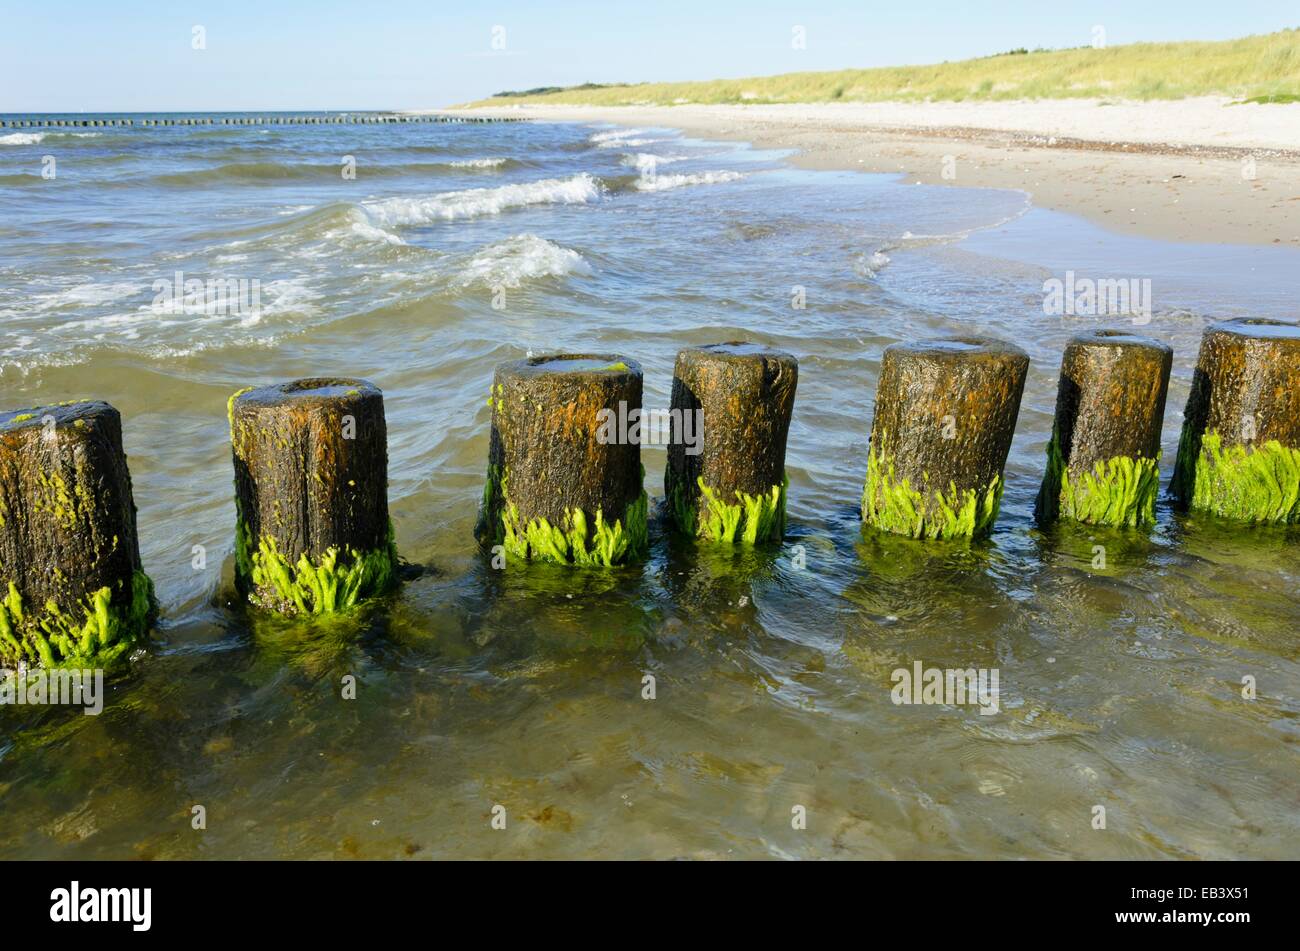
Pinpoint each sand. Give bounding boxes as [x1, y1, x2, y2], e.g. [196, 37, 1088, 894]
[453, 99, 1300, 247]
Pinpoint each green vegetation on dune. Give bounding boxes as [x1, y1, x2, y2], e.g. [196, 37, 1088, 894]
[467, 30, 1300, 106]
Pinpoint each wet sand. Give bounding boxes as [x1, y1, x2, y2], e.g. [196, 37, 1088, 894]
[453, 100, 1300, 247]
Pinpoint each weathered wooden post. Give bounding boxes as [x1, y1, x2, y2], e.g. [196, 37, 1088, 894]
[1035, 329, 1172, 527]
[0, 401, 155, 668]
[476, 354, 647, 566]
[862, 336, 1028, 539]
[229, 379, 397, 615]
[1170, 318, 1300, 523]
[665, 342, 798, 544]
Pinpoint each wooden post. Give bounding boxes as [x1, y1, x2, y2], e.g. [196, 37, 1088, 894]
[476, 354, 647, 566]
[1035, 329, 1172, 527]
[665, 342, 798, 544]
[229, 378, 396, 615]
[0, 401, 155, 668]
[1170, 318, 1300, 523]
[862, 336, 1028, 539]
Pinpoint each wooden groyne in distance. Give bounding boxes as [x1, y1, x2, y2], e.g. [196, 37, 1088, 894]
[0, 114, 527, 128]
[862, 337, 1029, 539]
[1170, 318, 1300, 523]
[477, 355, 648, 566]
[0, 402, 155, 669]
[1036, 330, 1172, 528]
[666, 342, 798, 544]
[229, 379, 396, 615]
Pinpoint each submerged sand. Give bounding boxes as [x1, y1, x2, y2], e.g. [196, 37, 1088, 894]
[451, 99, 1300, 247]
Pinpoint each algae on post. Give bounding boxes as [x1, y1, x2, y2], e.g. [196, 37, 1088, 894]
[1179, 431, 1300, 524]
[861, 446, 1002, 540]
[1040, 427, 1161, 528]
[0, 571, 154, 669]
[671, 475, 788, 544]
[236, 521, 397, 616]
[483, 465, 647, 567]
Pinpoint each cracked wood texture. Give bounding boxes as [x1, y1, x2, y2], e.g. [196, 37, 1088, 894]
[1035, 329, 1172, 522]
[666, 341, 798, 510]
[230, 378, 390, 591]
[478, 354, 642, 538]
[868, 336, 1029, 509]
[0, 401, 149, 650]
[1170, 318, 1300, 506]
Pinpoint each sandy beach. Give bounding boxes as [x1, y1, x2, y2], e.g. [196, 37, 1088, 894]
[454, 99, 1300, 247]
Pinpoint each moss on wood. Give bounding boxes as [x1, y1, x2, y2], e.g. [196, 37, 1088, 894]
[861, 442, 1003, 539]
[665, 342, 798, 545]
[477, 354, 646, 567]
[0, 401, 155, 668]
[1035, 329, 1171, 528]
[230, 379, 397, 615]
[1170, 318, 1300, 521]
[862, 337, 1026, 540]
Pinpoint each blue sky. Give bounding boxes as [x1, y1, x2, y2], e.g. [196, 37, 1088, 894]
[2, 1, 1294, 111]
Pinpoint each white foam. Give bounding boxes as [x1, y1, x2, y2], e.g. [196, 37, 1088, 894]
[857, 249, 893, 278]
[454, 233, 592, 288]
[589, 128, 648, 144]
[621, 152, 687, 172]
[449, 157, 509, 168]
[363, 174, 602, 227]
[634, 170, 744, 192]
[0, 132, 45, 145]
[28, 281, 144, 310]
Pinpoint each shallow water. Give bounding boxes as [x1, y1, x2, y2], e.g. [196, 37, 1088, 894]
[1, 114, 1297, 859]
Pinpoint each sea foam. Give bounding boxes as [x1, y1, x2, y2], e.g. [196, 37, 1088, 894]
[633, 170, 744, 192]
[453, 233, 592, 288]
[362, 173, 602, 227]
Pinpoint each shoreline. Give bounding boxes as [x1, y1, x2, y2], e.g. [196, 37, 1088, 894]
[450, 101, 1300, 247]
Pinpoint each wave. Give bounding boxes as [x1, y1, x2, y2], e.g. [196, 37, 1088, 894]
[589, 128, 648, 144]
[0, 132, 45, 145]
[452, 233, 591, 288]
[362, 173, 602, 227]
[620, 152, 687, 172]
[0, 173, 43, 186]
[633, 170, 744, 192]
[448, 157, 511, 169]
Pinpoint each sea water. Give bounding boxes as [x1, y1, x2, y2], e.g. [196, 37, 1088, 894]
[0, 113, 1297, 859]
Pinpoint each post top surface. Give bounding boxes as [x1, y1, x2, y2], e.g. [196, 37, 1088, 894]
[887, 335, 1029, 363]
[1207, 317, 1300, 342]
[0, 399, 115, 433]
[1067, 328, 1173, 354]
[683, 341, 798, 364]
[234, 378, 382, 410]
[503, 353, 642, 379]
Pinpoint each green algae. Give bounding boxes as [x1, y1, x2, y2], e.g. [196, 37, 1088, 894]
[482, 465, 647, 567]
[236, 522, 397, 616]
[860, 446, 1002, 540]
[0, 571, 153, 669]
[670, 475, 788, 544]
[1038, 427, 1160, 528]
[1178, 431, 1300, 524]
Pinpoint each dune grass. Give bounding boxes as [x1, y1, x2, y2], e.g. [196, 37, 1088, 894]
[467, 29, 1300, 106]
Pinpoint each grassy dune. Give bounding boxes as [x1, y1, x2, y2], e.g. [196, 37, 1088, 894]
[469, 30, 1300, 106]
